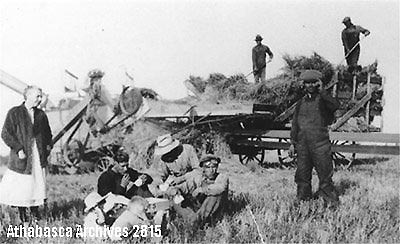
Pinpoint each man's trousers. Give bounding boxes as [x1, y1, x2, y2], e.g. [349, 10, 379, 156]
[295, 138, 339, 203]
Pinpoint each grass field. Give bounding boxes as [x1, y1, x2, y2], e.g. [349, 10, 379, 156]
[0, 155, 399, 243]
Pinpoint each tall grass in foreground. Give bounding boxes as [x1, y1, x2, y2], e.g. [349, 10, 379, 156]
[0, 157, 398, 243]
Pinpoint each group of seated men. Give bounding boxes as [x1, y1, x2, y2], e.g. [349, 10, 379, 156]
[83, 134, 229, 240]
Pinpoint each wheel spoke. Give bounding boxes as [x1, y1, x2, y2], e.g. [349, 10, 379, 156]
[246, 157, 251, 164]
[281, 156, 289, 160]
[336, 152, 347, 159]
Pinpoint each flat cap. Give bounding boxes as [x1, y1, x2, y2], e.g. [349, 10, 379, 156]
[199, 154, 221, 167]
[299, 70, 323, 81]
[342, 16, 351, 23]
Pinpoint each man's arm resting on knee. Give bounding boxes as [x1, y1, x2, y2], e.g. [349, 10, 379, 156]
[203, 175, 229, 196]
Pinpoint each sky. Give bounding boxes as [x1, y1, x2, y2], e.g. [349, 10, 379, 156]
[0, 0, 399, 155]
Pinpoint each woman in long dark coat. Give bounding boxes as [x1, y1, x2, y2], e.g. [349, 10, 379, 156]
[0, 86, 52, 224]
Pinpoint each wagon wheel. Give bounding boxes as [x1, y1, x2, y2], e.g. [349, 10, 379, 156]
[97, 156, 114, 172]
[277, 138, 296, 168]
[331, 140, 356, 169]
[238, 137, 265, 165]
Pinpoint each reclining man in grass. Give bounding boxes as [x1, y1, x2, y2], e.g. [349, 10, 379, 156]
[150, 134, 200, 194]
[97, 146, 154, 198]
[83, 192, 153, 241]
[289, 70, 340, 206]
[166, 154, 229, 227]
[83, 191, 130, 232]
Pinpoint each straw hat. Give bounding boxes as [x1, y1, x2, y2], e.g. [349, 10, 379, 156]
[84, 192, 109, 212]
[154, 134, 180, 156]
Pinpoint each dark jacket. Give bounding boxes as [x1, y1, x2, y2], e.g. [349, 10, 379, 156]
[341, 24, 369, 52]
[252, 44, 273, 70]
[1, 103, 52, 174]
[290, 90, 339, 145]
[97, 167, 154, 199]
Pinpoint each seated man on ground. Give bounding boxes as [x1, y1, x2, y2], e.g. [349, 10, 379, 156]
[150, 134, 200, 195]
[98, 146, 153, 198]
[167, 154, 229, 226]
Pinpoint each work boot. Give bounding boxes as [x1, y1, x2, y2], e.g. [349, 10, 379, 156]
[297, 184, 312, 201]
[315, 185, 339, 208]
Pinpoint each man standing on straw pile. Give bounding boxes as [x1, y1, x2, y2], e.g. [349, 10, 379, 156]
[341, 17, 370, 73]
[252, 34, 274, 83]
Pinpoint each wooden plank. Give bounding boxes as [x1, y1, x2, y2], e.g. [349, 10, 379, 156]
[365, 73, 371, 125]
[274, 101, 297, 122]
[331, 92, 372, 131]
[228, 130, 290, 138]
[229, 130, 399, 144]
[0, 69, 55, 110]
[329, 132, 400, 143]
[332, 71, 338, 98]
[236, 141, 290, 150]
[0, 69, 28, 95]
[52, 97, 90, 145]
[234, 140, 399, 155]
[352, 75, 357, 100]
[332, 144, 399, 155]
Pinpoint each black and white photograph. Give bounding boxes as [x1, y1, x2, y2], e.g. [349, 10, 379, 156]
[0, 0, 399, 243]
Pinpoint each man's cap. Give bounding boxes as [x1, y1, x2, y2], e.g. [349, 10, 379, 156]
[84, 191, 109, 212]
[88, 69, 105, 79]
[154, 134, 180, 156]
[342, 16, 351, 23]
[255, 34, 263, 41]
[299, 70, 323, 82]
[199, 154, 221, 167]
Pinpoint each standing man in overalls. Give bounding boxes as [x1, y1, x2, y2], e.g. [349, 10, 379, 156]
[289, 70, 340, 206]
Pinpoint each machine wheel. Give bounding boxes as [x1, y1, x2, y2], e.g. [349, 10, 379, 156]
[97, 156, 113, 172]
[277, 138, 296, 168]
[238, 137, 265, 165]
[331, 140, 356, 169]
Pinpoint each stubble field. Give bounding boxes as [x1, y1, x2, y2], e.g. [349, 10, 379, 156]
[0, 154, 399, 243]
